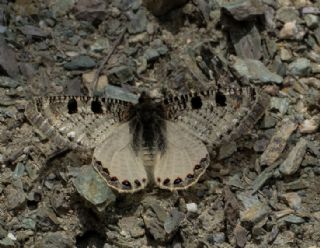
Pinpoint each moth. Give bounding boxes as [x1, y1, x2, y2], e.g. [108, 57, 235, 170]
[25, 85, 269, 193]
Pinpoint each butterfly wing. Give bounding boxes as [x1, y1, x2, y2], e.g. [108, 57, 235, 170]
[163, 86, 269, 147]
[154, 121, 210, 191]
[25, 96, 132, 150]
[92, 122, 148, 193]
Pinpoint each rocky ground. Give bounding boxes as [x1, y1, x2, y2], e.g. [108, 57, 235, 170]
[0, 0, 320, 247]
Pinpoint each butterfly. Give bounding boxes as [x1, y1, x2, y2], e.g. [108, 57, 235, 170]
[25, 85, 269, 193]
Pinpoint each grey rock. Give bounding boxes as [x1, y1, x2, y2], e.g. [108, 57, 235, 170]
[0, 237, 15, 247]
[128, 10, 148, 34]
[51, 0, 76, 17]
[13, 163, 25, 178]
[164, 208, 185, 234]
[253, 139, 269, 152]
[304, 14, 319, 29]
[20, 218, 36, 230]
[0, 38, 19, 79]
[218, 141, 237, 160]
[231, 56, 283, 84]
[276, 7, 302, 23]
[251, 169, 273, 194]
[209, 232, 225, 244]
[4, 180, 26, 210]
[281, 192, 302, 210]
[279, 139, 308, 176]
[271, 56, 287, 77]
[221, 0, 265, 21]
[0, 77, 21, 89]
[260, 120, 297, 166]
[34, 231, 74, 248]
[280, 214, 305, 224]
[105, 85, 139, 104]
[143, 209, 167, 242]
[107, 65, 134, 85]
[72, 165, 116, 210]
[230, 23, 262, 60]
[260, 114, 277, 129]
[90, 38, 110, 52]
[143, 39, 168, 62]
[118, 217, 145, 238]
[279, 47, 292, 61]
[241, 202, 270, 227]
[270, 97, 289, 114]
[64, 55, 96, 70]
[288, 58, 311, 76]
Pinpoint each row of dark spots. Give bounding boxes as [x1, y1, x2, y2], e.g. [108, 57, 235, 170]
[156, 163, 203, 187]
[67, 98, 104, 114]
[163, 90, 227, 110]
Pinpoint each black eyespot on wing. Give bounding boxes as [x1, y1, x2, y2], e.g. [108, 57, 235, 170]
[187, 174, 194, 179]
[215, 91, 227, 106]
[174, 178, 182, 184]
[191, 96, 202, 109]
[111, 177, 118, 182]
[157, 177, 161, 183]
[134, 179, 141, 187]
[91, 99, 103, 113]
[163, 178, 170, 185]
[122, 180, 132, 189]
[67, 98, 78, 114]
[194, 164, 201, 170]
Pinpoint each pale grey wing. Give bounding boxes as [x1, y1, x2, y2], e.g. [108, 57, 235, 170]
[163, 86, 269, 147]
[92, 122, 148, 193]
[25, 96, 132, 150]
[154, 121, 210, 191]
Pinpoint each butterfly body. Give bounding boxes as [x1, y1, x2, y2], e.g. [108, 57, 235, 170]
[25, 85, 269, 193]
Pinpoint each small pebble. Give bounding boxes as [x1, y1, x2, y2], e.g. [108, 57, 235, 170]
[186, 203, 198, 213]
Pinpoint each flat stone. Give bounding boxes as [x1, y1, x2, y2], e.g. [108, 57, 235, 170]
[304, 14, 319, 29]
[90, 37, 110, 52]
[118, 217, 145, 238]
[281, 192, 302, 210]
[105, 85, 139, 104]
[288, 58, 311, 76]
[299, 117, 320, 134]
[164, 208, 185, 234]
[0, 77, 21, 89]
[72, 165, 116, 210]
[4, 181, 26, 210]
[64, 55, 96, 70]
[34, 231, 74, 248]
[260, 120, 297, 166]
[50, 0, 76, 17]
[221, 0, 265, 21]
[230, 23, 262, 60]
[218, 141, 237, 160]
[231, 56, 283, 84]
[276, 7, 302, 22]
[279, 47, 292, 61]
[270, 97, 289, 114]
[0, 38, 19, 79]
[279, 138, 308, 176]
[107, 65, 134, 85]
[260, 114, 277, 129]
[127, 10, 148, 34]
[241, 202, 270, 227]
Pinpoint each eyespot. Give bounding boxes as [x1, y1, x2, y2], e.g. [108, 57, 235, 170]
[191, 96, 202, 109]
[187, 174, 194, 179]
[134, 179, 141, 187]
[122, 180, 132, 188]
[91, 99, 103, 113]
[163, 178, 170, 185]
[174, 178, 182, 184]
[215, 91, 226, 106]
[67, 98, 77, 114]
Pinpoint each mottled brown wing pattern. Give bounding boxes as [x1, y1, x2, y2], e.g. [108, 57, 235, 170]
[25, 96, 133, 150]
[162, 86, 269, 147]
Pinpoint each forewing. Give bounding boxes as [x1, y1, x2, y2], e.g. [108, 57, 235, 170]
[25, 96, 132, 150]
[163, 86, 269, 146]
[92, 122, 148, 193]
[154, 121, 210, 191]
